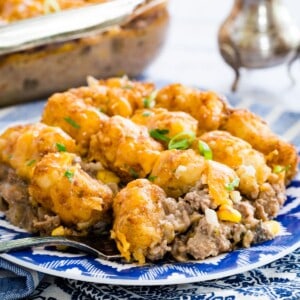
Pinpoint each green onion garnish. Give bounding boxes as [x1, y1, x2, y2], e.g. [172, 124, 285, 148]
[56, 143, 66, 152]
[64, 117, 80, 129]
[149, 129, 170, 142]
[225, 177, 240, 191]
[26, 159, 36, 167]
[98, 107, 108, 115]
[142, 111, 152, 117]
[198, 140, 213, 160]
[273, 164, 290, 174]
[168, 131, 195, 150]
[129, 168, 139, 179]
[147, 175, 157, 182]
[143, 90, 157, 108]
[64, 170, 74, 182]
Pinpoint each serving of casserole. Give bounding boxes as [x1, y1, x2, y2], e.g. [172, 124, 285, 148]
[0, 76, 297, 264]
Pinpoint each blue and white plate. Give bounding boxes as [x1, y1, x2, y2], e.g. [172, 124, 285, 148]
[0, 95, 299, 286]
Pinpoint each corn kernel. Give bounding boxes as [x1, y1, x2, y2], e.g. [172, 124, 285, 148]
[217, 204, 242, 223]
[264, 220, 281, 236]
[51, 225, 65, 236]
[97, 170, 120, 184]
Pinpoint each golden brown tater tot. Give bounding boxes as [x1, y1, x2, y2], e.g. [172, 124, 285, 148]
[0, 123, 77, 180]
[111, 179, 174, 264]
[222, 109, 298, 181]
[88, 116, 163, 181]
[29, 152, 113, 230]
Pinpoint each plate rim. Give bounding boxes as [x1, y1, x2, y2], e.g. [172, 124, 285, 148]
[0, 239, 300, 286]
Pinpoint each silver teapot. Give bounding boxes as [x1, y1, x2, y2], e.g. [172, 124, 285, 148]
[218, 0, 300, 91]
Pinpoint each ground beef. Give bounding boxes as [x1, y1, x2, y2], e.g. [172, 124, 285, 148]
[252, 221, 276, 244]
[81, 161, 104, 177]
[234, 201, 259, 227]
[253, 182, 286, 220]
[147, 239, 170, 262]
[0, 163, 62, 235]
[186, 217, 233, 260]
[167, 177, 286, 262]
[0, 164, 28, 203]
[171, 217, 245, 261]
[161, 197, 200, 234]
[183, 181, 218, 212]
[32, 207, 61, 235]
[81, 161, 119, 195]
[0, 163, 36, 231]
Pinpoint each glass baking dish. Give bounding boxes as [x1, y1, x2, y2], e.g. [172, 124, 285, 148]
[0, 0, 169, 106]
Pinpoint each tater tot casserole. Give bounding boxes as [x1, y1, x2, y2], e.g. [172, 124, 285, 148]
[0, 76, 298, 264]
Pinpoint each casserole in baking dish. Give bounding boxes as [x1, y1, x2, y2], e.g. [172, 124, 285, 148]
[0, 0, 169, 106]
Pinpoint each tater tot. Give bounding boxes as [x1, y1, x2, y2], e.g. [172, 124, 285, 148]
[0, 123, 77, 180]
[111, 179, 175, 264]
[198, 131, 273, 198]
[131, 108, 198, 145]
[29, 152, 113, 231]
[155, 83, 229, 131]
[68, 76, 156, 117]
[41, 92, 108, 155]
[205, 160, 240, 207]
[149, 149, 206, 197]
[95, 76, 156, 111]
[88, 116, 163, 181]
[222, 109, 298, 181]
[68, 84, 132, 118]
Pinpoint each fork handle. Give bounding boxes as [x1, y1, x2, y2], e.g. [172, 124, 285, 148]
[0, 236, 100, 257]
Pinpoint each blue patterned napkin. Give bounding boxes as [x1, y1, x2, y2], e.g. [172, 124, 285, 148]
[0, 259, 44, 300]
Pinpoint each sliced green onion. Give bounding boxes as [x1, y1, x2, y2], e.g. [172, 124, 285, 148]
[168, 131, 195, 150]
[64, 117, 80, 129]
[147, 175, 157, 182]
[149, 129, 170, 142]
[26, 159, 36, 167]
[273, 164, 290, 174]
[129, 168, 139, 179]
[64, 170, 74, 182]
[56, 143, 66, 152]
[143, 90, 157, 108]
[225, 177, 240, 191]
[198, 140, 213, 160]
[142, 111, 152, 117]
[98, 107, 108, 115]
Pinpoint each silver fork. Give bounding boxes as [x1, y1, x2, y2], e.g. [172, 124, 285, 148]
[0, 236, 122, 261]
